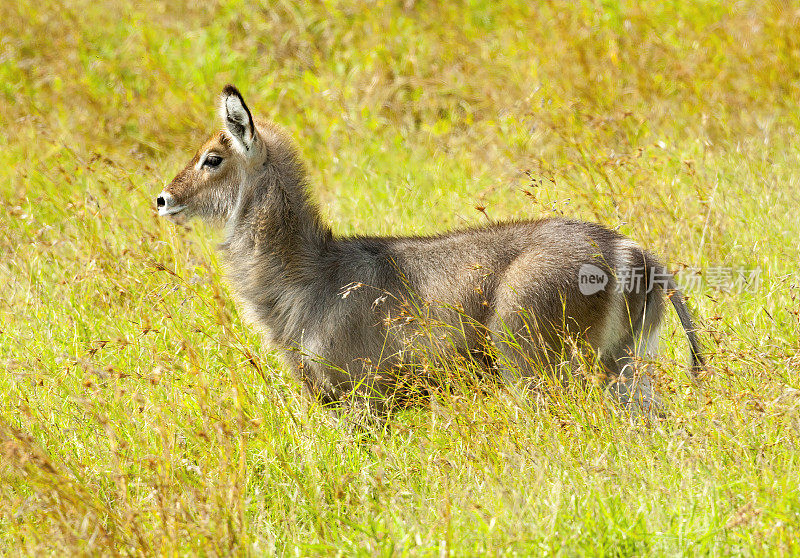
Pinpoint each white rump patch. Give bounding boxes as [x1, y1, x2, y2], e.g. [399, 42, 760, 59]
[595, 239, 645, 357]
[595, 289, 627, 357]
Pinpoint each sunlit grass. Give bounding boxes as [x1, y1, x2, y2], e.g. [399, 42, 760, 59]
[1, 0, 799, 555]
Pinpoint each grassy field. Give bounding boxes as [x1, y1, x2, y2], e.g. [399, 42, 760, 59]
[2, 0, 800, 555]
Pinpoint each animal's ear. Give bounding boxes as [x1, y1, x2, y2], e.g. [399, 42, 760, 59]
[220, 84, 255, 152]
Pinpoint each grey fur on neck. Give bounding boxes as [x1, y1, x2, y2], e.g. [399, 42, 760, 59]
[220, 140, 333, 346]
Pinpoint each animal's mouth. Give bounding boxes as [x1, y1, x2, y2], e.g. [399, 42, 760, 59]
[158, 204, 187, 217]
[156, 191, 187, 219]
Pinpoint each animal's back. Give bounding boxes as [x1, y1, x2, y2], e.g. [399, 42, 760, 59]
[371, 217, 629, 320]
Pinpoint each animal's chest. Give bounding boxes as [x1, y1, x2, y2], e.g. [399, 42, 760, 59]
[296, 300, 392, 366]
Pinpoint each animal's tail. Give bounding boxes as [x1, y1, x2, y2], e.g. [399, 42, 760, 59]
[666, 276, 705, 377]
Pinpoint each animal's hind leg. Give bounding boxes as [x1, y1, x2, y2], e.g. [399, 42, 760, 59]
[602, 324, 662, 417]
[602, 262, 666, 417]
[603, 349, 653, 411]
[487, 315, 568, 391]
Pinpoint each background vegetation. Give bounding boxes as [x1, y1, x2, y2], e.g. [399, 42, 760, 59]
[1, 0, 799, 555]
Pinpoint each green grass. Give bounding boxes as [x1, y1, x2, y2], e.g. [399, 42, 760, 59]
[2, 0, 800, 555]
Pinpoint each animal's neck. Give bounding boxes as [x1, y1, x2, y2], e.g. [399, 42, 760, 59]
[220, 161, 334, 338]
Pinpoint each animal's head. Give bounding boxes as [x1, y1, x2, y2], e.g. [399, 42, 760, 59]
[156, 85, 276, 224]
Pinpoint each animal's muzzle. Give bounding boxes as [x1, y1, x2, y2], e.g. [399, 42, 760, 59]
[155, 191, 187, 217]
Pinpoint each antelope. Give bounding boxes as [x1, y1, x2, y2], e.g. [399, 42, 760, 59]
[156, 85, 704, 419]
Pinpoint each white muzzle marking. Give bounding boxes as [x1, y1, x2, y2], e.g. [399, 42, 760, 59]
[156, 191, 187, 216]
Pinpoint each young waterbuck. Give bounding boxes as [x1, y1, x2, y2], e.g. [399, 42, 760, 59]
[156, 85, 704, 418]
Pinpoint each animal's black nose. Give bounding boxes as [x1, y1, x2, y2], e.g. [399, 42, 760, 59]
[156, 196, 165, 208]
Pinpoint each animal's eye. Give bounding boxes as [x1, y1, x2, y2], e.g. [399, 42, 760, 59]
[203, 155, 222, 168]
